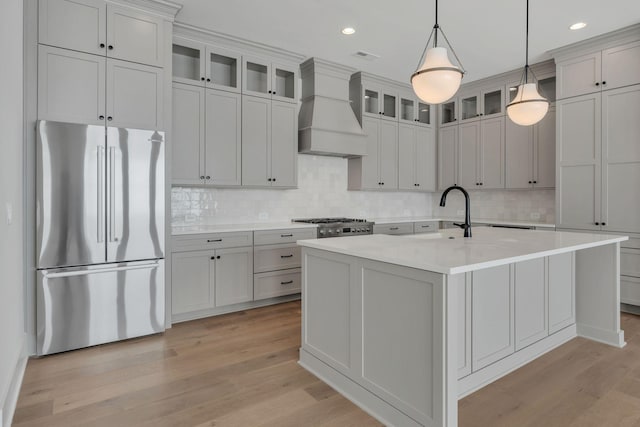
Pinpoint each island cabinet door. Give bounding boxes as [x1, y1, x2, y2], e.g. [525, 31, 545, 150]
[472, 264, 515, 371]
[458, 275, 472, 379]
[515, 258, 548, 351]
[548, 252, 575, 334]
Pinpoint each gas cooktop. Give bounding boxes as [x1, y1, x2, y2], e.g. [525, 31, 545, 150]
[292, 218, 374, 238]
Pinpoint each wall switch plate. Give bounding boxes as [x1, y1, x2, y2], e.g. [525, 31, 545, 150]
[258, 212, 269, 220]
[530, 212, 541, 220]
[457, 210, 464, 216]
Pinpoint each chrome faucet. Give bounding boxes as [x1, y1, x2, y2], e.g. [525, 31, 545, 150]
[439, 185, 472, 238]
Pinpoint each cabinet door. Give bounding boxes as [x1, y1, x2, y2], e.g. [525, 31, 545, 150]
[172, 37, 206, 87]
[215, 247, 253, 307]
[242, 95, 271, 186]
[272, 62, 298, 103]
[205, 90, 241, 186]
[416, 126, 436, 191]
[533, 106, 556, 188]
[270, 100, 298, 187]
[481, 86, 505, 118]
[602, 41, 640, 91]
[205, 46, 241, 93]
[458, 122, 480, 189]
[472, 265, 515, 371]
[38, 0, 106, 56]
[398, 124, 416, 190]
[379, 121, 399, 188]
[506, 118, 533, 189]
[172, 83, 205, 185]
[459, 91, 481, 122]
[458, 275, 472, 379]
[107, 59, 163, 130]
[38, 46, 106, 126]
[106, 4, 164, 67]
[557, 52, 602, 99]
[362, 84, 382, 119]
[380, 90, 398, 121]
[438, 125, 458, 190]
[243, 56, 271, 99]
[171, 250, 214, 314]
[548, 252, 575, 334]
[440, 99, 457, 126]
[416, 101, 433, 127]
[556, 94, 601, 230]
[399, 93, 417, 125]
[601, 85, 640, 233]
[480, 116, 505, 189]
[360, 117, 381, 189]
[515, 258, 548, 351]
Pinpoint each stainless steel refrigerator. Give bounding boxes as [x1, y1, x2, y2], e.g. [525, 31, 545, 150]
[36, 120, 165, 355]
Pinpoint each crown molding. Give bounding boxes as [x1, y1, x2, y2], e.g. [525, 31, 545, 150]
[549, 23, 640, 61]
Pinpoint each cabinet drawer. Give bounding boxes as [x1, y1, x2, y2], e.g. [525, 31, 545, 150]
[621, 276, 640, 306]
[373, 223, 414, 235]
[172, 232, 253, 252]
[622, 237, 640, 250]
[254, 244, 301, 273]
[254, 269, 301, 300]
[621, 248, 640, 277]
[254, 228, 316, 245]
[414, 221, 438, 234]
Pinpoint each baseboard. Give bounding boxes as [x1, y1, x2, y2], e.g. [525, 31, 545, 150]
[577, 323, 626, 348]
[1, 334, 27, 427]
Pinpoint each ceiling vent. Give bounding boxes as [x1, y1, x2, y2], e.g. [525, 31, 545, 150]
[353, 50, 380, 61]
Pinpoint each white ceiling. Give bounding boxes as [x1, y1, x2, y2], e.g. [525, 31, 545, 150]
[175, 0, 640, 83]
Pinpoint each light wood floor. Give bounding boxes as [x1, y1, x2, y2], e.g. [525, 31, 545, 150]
[14, 301, 640, 427]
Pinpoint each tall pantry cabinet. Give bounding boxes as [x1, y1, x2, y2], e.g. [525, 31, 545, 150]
[552, 25, 640, 306]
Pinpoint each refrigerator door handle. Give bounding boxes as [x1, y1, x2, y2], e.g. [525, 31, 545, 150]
[42, 262, 160, 278]
[108, 146, 116, 242]
[97, 146, 105, 243]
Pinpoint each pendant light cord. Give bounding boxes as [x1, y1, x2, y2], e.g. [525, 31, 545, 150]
[434, 0, 438, 47]
[525, 0, 529, 82]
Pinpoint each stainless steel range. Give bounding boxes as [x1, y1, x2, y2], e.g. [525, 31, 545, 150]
[292, 218, 374, 238]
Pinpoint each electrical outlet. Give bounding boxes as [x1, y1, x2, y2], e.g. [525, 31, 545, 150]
[258, 212, 269, 220]
[530, 212, 541, 220]
[5, 202, 12, 225]
[457, 210, 464, 216]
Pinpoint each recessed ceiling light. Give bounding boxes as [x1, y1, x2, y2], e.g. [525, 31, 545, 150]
[341, 27, 356, 35]
[569, 22, 587, 30]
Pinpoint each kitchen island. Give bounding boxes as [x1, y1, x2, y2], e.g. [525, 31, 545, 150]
[297, 227, 627, 427]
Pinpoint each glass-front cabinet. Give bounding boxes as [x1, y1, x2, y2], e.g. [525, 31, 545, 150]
[362, 84, 397, 121]
[440, 99, 457, 126]
[459, 86, 505, 122]
[172, 37, 241, 93]
[399, 91, 433, 126]
[242, 56, 297, 103]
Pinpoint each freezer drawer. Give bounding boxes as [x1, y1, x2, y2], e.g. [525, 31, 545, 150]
[37, 260, 165, 355]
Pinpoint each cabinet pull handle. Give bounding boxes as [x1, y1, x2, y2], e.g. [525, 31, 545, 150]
[99, 115, 105, 120]
[602, 222, 606, 226]
[107, 116, 113, 121]
[211, 256, 215, 260]
[602, 81, 607, 85]
[280, 234, 293, 237]
[99, 43, 105, 48]
[528, 181, 532, 184]
[200, 175, 205, 179]
[217, 255, 221, 259]
[272, 178, 276, 182]
[108, 45, 114, 50]
[267, 178, 272, 182]
[201, 77, 205, 81]
[280, 280, 294, 285]
[595, 82, 600, 86]
[280, 254, 294, 258]
[206, 78, 211, 82]
[421, 225, 430, 228]
[389, 227, 399, 231]
[595, 222, 600, 226]
[206, 176, 211, 180]
[207, 239, 222, 242]
[533, 180, 537, 184]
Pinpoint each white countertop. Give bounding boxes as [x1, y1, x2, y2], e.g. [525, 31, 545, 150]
[297, 227, 627, 275]
[172, 222, 317, 235]
[370, 216, 556, 229]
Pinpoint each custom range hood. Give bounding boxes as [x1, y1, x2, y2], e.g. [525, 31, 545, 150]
[298, 58, 367, 157]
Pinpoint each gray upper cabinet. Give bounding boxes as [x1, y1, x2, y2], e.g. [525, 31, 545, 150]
[38, 45, 163, 129]
[398, 124, 436, 191]
[457, 117, 505, 190]
[438, 125, 458, 190]
[506, 106, 556, 189]
[399, 92, 433, 127]
[38, 0, 106, 57]
[242, 56, 298, 103]
[458, 86, 505, 123]
[172, 38, 242, 93]
[557, 40, 640, 100]
[348, 117, 398, 190]
[38, 0, 164, 67]
[172, 83, 241, 186]
[242, 96, 297, 188]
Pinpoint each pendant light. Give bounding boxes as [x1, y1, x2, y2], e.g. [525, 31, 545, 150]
[411, 0, 465, 104]
[507, 0, 549, 126]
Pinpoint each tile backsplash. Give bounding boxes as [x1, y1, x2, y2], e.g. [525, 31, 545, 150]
[171, 155, 555, 225]
[171, 155, 432, 225]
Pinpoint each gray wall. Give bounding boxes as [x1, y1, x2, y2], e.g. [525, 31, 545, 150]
[0, 0, 25, 423]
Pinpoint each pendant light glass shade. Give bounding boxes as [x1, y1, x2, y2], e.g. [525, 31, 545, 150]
[411, 47, 463, 104]
[507, 83, 549, 126]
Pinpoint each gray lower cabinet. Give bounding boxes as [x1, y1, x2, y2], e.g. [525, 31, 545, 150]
[172, 83, 241, 186]
[215, 247, 254, 306]
[373, 222, 414, 235]
[242, 96, 297, 188]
